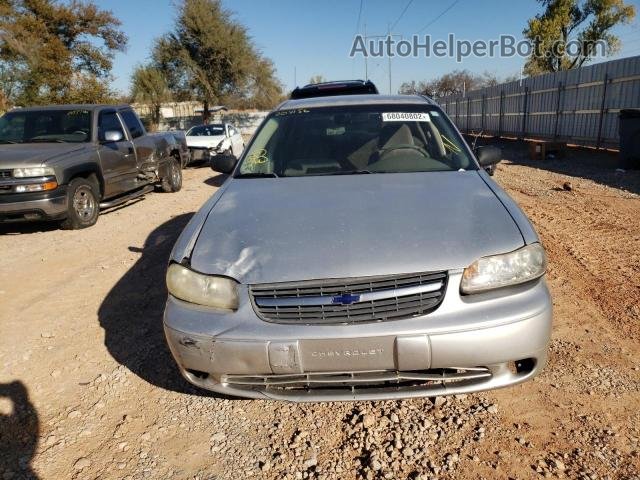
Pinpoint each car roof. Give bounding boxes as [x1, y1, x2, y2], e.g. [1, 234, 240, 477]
[290, 80, 379, 100]
[277, 94, 438, 111]
[12, 104, 132, 112]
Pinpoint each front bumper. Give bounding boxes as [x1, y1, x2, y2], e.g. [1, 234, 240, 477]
[0, 187, 68, 222]
[164, 273, 552, 402]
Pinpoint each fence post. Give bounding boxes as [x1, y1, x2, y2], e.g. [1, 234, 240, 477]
[521, 86, 529, 139]
[481, 93, 486, 132]
[498, 90, 505, 137]
[455, 97, 459, 124]
[553, 81, 563, 140]
[596, 73, 610, 149]
[466, 97, 470, 133]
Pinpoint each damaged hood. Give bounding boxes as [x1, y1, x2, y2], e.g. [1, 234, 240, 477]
[189, 171, 525, 284]
[186, 135, 226, 149]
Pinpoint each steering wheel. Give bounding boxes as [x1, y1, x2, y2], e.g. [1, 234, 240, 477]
[378, 143, 430, 159]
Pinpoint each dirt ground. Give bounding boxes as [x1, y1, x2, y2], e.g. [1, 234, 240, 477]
[1, 142, 639, 480]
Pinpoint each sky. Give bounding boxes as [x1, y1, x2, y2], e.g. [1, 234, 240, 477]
[108, 0, 640, 95]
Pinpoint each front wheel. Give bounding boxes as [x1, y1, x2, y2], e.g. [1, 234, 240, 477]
[60, 177, 100, 230]
[162, 157, 182, 193]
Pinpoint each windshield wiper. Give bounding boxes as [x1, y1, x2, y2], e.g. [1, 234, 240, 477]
[310, 169, 373, 176]
[27, 138, 68, 143]
[235, 172, 279, 178]
[0, 140, 18, 144]
[336, 169, 372, 175]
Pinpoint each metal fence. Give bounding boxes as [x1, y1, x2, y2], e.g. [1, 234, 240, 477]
[438, 56, 640, 148]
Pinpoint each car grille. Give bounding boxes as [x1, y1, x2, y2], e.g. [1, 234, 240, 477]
[250, 271, 447, 325]
[222, 367, 491, 391]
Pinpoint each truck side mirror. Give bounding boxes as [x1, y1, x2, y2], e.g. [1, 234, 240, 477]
[103, 130, 124, 143]
[211, 153, 238, 174]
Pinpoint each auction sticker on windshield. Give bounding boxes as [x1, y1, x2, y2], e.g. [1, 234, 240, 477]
[382, 112, 430, 122]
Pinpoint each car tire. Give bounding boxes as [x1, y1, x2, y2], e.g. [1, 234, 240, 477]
[60, 177, 100, 230]
[162, 157, 182, 193]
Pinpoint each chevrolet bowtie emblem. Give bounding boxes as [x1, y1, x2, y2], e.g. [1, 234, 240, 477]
[331, 293, 361, 305]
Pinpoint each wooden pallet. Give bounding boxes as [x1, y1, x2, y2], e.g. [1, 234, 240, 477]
[528, 140, 567, 161]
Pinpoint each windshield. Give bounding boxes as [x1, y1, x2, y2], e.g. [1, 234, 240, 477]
[237, 105, 475, 177]
[187, 124, 225, 136]
[0, 109, 92, 144]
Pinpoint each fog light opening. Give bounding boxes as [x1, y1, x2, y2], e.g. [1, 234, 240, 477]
[515, 358, 535, 375]
[186, 369, 210, 380]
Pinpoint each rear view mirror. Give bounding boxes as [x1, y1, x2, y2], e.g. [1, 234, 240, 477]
[475, 145, 502, 175]
[103, 130, 124, 142]
[210, 154, 238, 174]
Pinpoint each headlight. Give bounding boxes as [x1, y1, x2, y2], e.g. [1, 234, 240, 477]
[461, 243, 547, 294]
[13, 167, 56, 178]
[166, 263, 239, 310]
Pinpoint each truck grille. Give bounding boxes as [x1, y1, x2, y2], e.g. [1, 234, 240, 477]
[250, 271, 447, 325]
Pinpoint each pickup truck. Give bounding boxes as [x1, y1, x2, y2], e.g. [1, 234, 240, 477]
[0, 104, 188, 229]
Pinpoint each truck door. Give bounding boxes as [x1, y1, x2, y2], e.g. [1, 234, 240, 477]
[119, 109, 159, 177]
[97, 110, 137, 197]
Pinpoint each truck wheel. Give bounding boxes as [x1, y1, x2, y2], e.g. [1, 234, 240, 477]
[61, 177, 100, 230]
[162, 157, 182, 193]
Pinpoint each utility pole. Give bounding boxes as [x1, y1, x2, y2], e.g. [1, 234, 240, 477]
[363, 27, 401, 93]
[387, 23, 392, 94]
[364, 24, 368, 80]
[294, 66, 297, 87]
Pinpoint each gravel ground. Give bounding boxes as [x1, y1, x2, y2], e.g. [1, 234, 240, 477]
[0, 143, 639, 480]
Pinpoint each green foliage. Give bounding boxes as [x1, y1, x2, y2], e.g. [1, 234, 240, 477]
[524, 0, 636, 75]
[131, 65, 172, 130]
[0, 0, 127, 106]
[152, 0, 282, 118]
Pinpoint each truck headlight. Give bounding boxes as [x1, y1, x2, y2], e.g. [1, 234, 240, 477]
[461, 243, 547, 294]
[166, 263, 239, 310]
[13, 167, 56, 178]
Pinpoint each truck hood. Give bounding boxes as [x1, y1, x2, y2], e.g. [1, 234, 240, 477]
[190, 171, 525, 284]
[186, 135, 225, 149]
[0, 143, 88, 168]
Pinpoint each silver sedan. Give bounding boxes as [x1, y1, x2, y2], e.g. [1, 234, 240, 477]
[163, 93, 552, 402]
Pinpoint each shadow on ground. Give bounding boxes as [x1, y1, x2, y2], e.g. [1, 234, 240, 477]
[0, 381, 39, 479]
[98, 213, 217, 396]
[204, 173, 227, 187]
[475, 137, 640, 196]
[0, 222, 60, 235]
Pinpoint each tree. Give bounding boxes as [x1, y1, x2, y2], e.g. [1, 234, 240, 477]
[153, 0, 282, 122]
[131, 65, 172, 130]
[523, 0, 636, 75]
[398, 70, 518, 98]
[308, 75, 326, 85]
[0, 0, 127, 106]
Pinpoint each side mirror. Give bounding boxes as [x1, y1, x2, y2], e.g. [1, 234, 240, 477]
[210, 153, 238, 174]
[103, 130, 124, 142]
[475, 145, 502, 175]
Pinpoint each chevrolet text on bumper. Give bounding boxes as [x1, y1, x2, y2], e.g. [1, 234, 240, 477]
[163, 91, 552, 402]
